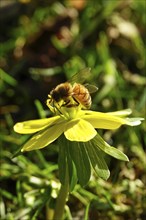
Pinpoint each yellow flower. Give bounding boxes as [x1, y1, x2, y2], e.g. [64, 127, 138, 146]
[14, 106, 143, 152]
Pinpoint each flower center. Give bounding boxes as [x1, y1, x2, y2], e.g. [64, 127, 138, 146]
[61, 105, 84, 119]
[46, 96, 85, 120]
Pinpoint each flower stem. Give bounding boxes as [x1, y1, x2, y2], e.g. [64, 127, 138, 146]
[53, 168, 69, 220]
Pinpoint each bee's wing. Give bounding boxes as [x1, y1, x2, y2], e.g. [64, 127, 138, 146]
[69, 67, 92, 84]
[84, 84, 98, 93]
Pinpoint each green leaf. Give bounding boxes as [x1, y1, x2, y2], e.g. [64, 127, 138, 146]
[58, 136, 77, 190]
[11, 146, 23, 158]
[31, 187, 52, 220]
[58, 137, 67, 185]
[67, 159, 78, 192]
[94, 133, 129, 161]
[85, 142, 110, 180]
[66, 142, 78, 191]
[88, 199, 112, 212]
[29, 66, 62, 76]
[69, 142, 91, 186]
[0, 68, 17, 86]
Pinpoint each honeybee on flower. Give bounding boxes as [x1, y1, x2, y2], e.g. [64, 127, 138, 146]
[14, 68, 143, 156]
[47, 68, 98, 114]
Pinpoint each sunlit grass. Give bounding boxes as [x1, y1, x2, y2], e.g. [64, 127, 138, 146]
[0, 0, 145, 219]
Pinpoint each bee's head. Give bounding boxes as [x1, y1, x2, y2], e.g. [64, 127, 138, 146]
[50, 89, 61, 102]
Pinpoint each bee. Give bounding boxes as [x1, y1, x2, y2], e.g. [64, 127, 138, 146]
[48, 82, 73, 107]
[47, 68, 98, 110]
[72, 83, 92, 109]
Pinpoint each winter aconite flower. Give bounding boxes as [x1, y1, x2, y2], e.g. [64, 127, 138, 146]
[14, 105, 142, 152]
[13, 77, 143, 186]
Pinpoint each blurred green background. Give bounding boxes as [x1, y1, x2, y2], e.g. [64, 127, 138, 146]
[0, 0, 145, 219]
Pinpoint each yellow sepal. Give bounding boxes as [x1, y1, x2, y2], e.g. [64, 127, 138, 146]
[21, 121, 65, 151]
[82, 111, 143, 129]
[14, 116, 62, 134]
[64, 119, 97, 142]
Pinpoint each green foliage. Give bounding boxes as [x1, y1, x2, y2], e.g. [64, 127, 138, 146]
[93, 133, 129, 161]
[0, 0, 145, 219]
[86, 141, 110, 181]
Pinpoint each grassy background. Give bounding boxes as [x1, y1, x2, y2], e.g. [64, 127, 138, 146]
[0, 0, 146, 219]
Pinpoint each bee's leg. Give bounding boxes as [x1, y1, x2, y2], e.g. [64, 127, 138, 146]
[72, 97, 80, 106]
[53, 102, 63, 115]
[62, 99, 70, 107]
[46, 97, 55, 113]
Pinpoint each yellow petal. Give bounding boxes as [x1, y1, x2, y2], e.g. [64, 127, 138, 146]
[14, 116, 62, 134]
[82, 111, 138, 129]
[125, 117, 144, 126]
[64, 119, 97, 142]
[21, 121, 65, 151]
[106, 109, 132, 117]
